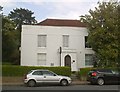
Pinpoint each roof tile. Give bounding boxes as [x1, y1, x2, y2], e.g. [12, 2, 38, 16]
[37, 19, 86, 27]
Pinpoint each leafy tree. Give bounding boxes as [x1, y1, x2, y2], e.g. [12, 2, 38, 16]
[2, 16, 19, 64]
[8, 8, 37, 30]
[7, 8, 37, 64]
[117, 5, 120, 67]
[80, 1, 119, 67]
[0, 6, 3, 12]
[0, 6, 3, 63]
[8, 8, 37, 49]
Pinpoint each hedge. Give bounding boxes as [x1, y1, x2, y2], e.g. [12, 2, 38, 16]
[2, 65, 71, 77]
[79, 67, 95, 77]
[76, 67, 94, 81]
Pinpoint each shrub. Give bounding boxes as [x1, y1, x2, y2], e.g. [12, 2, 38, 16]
[79, 67, 95, 76]
[2, 65, 71, 77]
[78, 67, 95, 81]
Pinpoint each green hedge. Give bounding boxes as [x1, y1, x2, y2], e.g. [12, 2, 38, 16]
[2, 65, 71, 77]
[79, 67, 95, 77]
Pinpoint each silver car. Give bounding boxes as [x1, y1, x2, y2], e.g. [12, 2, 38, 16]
[24, 69, 72, 87]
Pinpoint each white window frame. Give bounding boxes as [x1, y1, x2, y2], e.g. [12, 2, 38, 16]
[85, 54, 93, 66]
[63, 35, 69, 47]
[85, 36, 91, 48]
[38, 35, 47, 47]
[37, 53, 46, 65]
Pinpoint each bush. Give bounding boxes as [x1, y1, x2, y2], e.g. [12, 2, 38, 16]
[78, 67, 95, 81]
[2, 65, 71, 77]
[79, 68, 95, 76]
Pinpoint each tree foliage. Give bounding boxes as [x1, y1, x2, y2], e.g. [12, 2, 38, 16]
[8, 8, 37, 30]
[0, 6, 3, 12]
[80, 1, 120, 67]
[2, 16, 19, 64]
[2, 8, 37, 64]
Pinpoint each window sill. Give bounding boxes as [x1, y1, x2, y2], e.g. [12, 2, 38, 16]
[38, 47, 47, 48]
[85, 48, 92, 50]
[85, 65, 93, 67]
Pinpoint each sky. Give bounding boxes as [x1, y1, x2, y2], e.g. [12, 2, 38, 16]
[0, 0, 113, 23]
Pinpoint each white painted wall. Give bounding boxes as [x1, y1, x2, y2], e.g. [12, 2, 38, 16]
[21, 25, 94, 71]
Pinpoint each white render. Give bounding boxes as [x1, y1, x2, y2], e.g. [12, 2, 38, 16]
[21, 25, 94, 71]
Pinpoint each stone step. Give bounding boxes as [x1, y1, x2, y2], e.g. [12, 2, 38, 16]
[70, 74, 79, 80]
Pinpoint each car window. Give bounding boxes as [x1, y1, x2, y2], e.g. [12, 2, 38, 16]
[42, 71, 56, 76]
[97, 69, 112, 74]
[27, 70, 33, 74]
[112, 70, 119, 74]
[32, 71, 43, 75]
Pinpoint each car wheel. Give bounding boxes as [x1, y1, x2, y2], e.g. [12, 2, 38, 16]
[97, 78, 104, 85]
[28, 80, 36, 87]
[60, 79, 68, 86]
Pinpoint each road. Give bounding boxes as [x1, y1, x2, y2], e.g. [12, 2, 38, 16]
[2, 85, 120, 92]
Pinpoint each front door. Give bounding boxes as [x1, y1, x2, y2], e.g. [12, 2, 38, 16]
[64, 55, 71, 67]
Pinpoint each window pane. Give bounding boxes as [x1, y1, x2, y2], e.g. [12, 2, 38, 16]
[85, 36, 91, 48]
[38, 35, 46, 47]
[42, 71, 54, 76]
[63, 35, 69, 47]
[37, 53, 46, 65]
[85, 54, 93, 66]
[32, 71, 42, 75]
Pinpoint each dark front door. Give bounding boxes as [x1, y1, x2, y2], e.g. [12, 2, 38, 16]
[64, 55, 71, 67]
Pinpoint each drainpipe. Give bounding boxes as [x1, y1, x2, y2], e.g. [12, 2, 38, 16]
[59, 47, 62, 66]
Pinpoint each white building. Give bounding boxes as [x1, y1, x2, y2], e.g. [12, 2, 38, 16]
[21, 19, 94, 71]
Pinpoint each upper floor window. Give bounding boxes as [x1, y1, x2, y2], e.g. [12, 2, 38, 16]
[85, 36, 91, 48]
[63, 35, 69, 47]
[38, 35, 47, 47]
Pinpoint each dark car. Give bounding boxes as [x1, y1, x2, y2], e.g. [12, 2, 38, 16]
[87, 69, 120, 85]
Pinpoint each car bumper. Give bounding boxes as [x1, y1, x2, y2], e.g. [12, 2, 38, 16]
[68, 79, 72, 84]
[24, 79, 29, 84]
[87, 77, 97, 83]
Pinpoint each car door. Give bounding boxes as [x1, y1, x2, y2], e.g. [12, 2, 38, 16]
[42, 71, 60, 83]
[103, 70, 117, 83]
[112, 70, 120, 83]
[118, 72, 120, 83]
[32, 71, 44, 83]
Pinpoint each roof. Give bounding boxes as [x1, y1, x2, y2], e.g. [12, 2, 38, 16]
[37, 19, 86, 27]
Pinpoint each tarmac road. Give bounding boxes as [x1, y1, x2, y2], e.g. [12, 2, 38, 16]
[2, 84, 120, 92]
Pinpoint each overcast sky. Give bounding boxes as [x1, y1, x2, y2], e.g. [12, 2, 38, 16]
[0, 0, 114, 22]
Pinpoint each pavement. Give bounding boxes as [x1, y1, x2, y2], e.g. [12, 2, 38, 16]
[1, 76, 89, 86]
[2, 80, 89, 86]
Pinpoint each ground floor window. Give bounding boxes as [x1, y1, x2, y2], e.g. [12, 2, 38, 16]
[85, 54, 93, 66]
[37, 53, 46, 65]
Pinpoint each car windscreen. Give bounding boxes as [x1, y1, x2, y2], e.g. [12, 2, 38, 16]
[27, 70, 33, 74]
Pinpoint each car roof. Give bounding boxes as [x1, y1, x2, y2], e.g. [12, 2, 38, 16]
[31, 69, 50, 71]
[91, 69, 112, 73]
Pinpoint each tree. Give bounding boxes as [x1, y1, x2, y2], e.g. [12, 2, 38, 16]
[2, 16, 19, 64]
[0, 6, 3, 12]
[117, 5, 120, 67]
[80, 1, 119, 67]
[0, 6, 3, 62]
[8, 8, 37, 30]
[7, 8, 37, 64]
